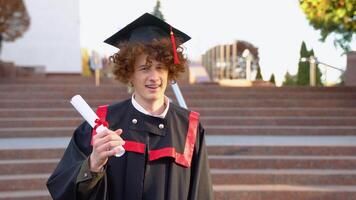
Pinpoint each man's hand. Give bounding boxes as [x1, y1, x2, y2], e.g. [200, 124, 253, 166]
[89, 128, 125, 172]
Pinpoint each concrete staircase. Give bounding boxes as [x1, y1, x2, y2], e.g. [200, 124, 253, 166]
[1, 76, 356, 200]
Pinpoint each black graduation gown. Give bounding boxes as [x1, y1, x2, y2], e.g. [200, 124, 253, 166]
[47, 99, 213, 200]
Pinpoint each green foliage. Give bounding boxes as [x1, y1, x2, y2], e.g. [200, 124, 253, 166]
[283, 71, 297, 86]
[255, 64, 263, 80]
[299, 0, 355, 52]
[297, 42, 310, 85]
[269, 73, 276, 84]
[297, 41, 323, 86]
[152, 0, 165, 21]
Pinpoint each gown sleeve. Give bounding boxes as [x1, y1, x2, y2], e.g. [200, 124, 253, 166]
[188, 123, 214, 200]
[46, 122, 107, 200]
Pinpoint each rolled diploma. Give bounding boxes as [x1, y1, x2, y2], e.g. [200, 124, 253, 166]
[70, 94, 125, 157]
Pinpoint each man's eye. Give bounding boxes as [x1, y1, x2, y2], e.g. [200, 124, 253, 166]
[156, 65, 164, 70]
[140, 66, 148, 71]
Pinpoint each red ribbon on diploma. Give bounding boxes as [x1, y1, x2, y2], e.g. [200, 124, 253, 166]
[93, 118, 108, 131]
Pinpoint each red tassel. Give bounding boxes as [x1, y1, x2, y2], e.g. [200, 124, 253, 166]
[170, 27, 180, 64]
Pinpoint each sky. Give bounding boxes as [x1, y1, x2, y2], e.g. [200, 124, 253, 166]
[79, 0, 355, 86]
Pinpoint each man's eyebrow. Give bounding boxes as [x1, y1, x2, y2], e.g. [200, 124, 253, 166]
[137, 64, 150, 68]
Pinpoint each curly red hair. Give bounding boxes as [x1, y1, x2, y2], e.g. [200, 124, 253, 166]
[110, 39, 187, 84]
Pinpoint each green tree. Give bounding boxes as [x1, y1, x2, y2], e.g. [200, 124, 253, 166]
[255, 64, 263, 80]
[297, 41, 323, 86]
[283, 71, 297, 86]
[297, 42, 310, 85]
[299, 0, 355, 53]
[269, 73, 276, 85]
[152, 0, 165, 21]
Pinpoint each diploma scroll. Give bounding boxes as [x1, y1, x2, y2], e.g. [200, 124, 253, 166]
[70, 95, 125, 157]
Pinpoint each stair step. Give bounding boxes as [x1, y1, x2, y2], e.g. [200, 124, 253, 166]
[207, 146, 356, 156]
[0, 149, 64, 160]
[8, 187, 354, 200]
[0, 170, 355, 189]
[0, 155, 356, 174]
[208, 155, 356, 169]
[1, 91, 356, 100]
[213, 185, 356, 200]
[206, 135, 356, 147]
[2, 125, 356, 138]
[0, 190, 50, 200]
[0, 160, 58, 175]
[1, 155, 356, 175]
[196, 107, 356, 117]
[1, 99, 356, 108]
[1, 145, 355, 160]
[1, 117, 355, 128]
[1, 174, 356, 198]
[206, 125, 356, 135]
[0, 136, 356, 150]
[2, 107, 356, 118]
[0, 127, 74, 138]
[1, 82, 355, 92]
[0, 174, 49, 192]
[202, 116, 356, 126]
[211, 169, 356, 185]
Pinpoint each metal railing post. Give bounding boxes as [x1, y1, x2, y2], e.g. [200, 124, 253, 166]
[171, 83, 188, 109]
[309, 56, 316, 86]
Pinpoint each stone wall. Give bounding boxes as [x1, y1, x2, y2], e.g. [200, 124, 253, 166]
[0, 61, 45, 78]
[345, 51, 356, 86]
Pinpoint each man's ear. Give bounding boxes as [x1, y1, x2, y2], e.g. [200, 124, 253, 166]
[127, 80, 134, 94]
[170, 79, 177, 85]
[128, 81, 134, 87]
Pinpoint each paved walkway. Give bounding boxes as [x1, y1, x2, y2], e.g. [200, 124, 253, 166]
[1, 135, 356, 150]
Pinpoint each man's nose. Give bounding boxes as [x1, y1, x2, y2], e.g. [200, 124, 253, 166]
[148, 69, 160, 81]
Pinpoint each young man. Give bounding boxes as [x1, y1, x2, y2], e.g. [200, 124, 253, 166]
[47, 13, 213, 200]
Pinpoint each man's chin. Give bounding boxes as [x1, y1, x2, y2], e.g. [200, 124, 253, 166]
[144, 94, 164, 101]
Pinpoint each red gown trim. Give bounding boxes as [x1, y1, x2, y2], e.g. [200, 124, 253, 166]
[149, 111, 199, 167]
[92, 105, 200, 167]
[123, 141, 146, 154]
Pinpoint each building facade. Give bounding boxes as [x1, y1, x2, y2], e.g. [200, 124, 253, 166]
[202, 40, 259, 82]
[1, 0, 81, 73]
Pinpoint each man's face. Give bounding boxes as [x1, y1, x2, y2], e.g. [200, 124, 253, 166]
[130, 54, 169, 105]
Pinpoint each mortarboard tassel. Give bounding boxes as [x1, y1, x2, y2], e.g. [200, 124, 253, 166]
[170, 27, 180, 64]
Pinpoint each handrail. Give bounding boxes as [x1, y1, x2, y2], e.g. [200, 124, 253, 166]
[300, 57, 345, 72]
[171, 83, 188, 109]
[317, 61, 345, 72]
[300, 56, 345, 86]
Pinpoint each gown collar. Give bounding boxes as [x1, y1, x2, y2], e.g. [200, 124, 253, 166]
[131, 94, 170, 119]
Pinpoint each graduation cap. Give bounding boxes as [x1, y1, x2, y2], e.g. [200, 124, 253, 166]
[104, 13, 191, 64]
